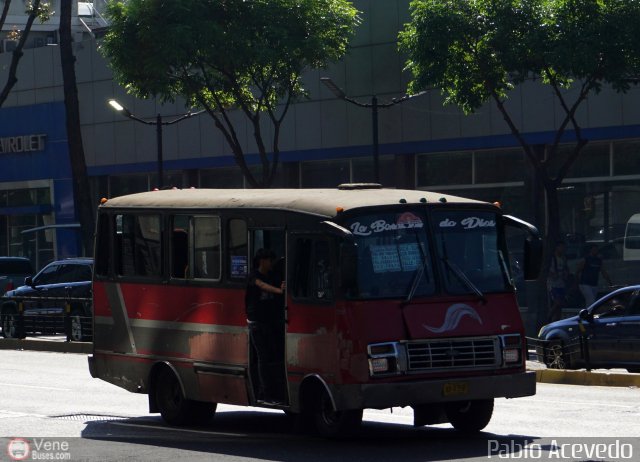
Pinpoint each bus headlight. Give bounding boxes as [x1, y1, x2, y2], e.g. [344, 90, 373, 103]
[367, 342, 407, 377]
[500, 334, 523, 365]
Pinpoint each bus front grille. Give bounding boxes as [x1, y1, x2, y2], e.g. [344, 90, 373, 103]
[406, 337, 499, 371]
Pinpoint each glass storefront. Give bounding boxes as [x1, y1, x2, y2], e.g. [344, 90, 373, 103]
[0, 183, 55, 269]
[416, 140, 640, 307]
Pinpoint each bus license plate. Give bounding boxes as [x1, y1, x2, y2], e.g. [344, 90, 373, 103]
[442, 381, 469, 397]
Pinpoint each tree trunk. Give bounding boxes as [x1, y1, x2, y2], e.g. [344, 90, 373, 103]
[59, 0, 95, 255]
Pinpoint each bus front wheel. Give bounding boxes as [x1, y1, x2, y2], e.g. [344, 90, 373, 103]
[445, 398, 494, 433]
[154, 368, 216, 426]
[311, 390, 362, 438]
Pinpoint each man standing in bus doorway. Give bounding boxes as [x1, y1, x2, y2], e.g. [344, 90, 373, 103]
[546, 241, 571, 323]
[245, 248, 286, 404]
[576, 244, 613, 308]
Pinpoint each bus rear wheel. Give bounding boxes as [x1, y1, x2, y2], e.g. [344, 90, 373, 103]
[311, 390, 362, 438]
[155, 368, 216, 426]
[445, 398, 494, 433]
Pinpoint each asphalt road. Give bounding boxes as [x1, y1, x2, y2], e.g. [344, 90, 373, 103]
[1, 350, 639, 461]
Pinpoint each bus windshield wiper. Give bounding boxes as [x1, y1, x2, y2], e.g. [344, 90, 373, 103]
[442, 257, 487, 304]
[403, 236, 430, 305]
[404, 259, 427, 304]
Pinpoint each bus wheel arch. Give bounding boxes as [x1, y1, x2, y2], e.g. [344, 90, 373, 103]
[299, 374, 362, 438]
[148, 361, 216, 426]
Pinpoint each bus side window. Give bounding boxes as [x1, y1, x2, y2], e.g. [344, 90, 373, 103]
[171, 215, 190, 279]
[116, 214, 162, 278]
[228, 219, 248, 279]
[172, 229, 189, 279]
[192, 216, 221, 280]
[292, 237, 333, 302]
[95, 213, 111, 277]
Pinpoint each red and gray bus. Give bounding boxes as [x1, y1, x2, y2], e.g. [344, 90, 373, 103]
[89, 184, 541, 436]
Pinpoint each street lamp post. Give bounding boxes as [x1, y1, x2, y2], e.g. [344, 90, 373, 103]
[108, 99, 204, 189]
[320, 77, 425, 184]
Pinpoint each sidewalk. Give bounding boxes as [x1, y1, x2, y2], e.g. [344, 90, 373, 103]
[527, 360, 640, 387]
[0, 336, 91, 354]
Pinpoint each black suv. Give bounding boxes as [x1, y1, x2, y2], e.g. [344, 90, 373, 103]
[0, 257, 33, 295]
[1, 258, 93, 341]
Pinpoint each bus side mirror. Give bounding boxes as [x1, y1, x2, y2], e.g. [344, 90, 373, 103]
[503, 215, 542, 281]
[523, 236, 542, 281]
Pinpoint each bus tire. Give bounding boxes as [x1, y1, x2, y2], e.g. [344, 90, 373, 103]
[311, 389, 362, 438]
[154, 368, 216, 426]
[445, 398, 494, 433]
[2, 310, 25, 339]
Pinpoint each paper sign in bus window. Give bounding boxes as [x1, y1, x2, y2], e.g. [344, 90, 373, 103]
[398, 243, 421, 271]
[370, 245, 402, 273]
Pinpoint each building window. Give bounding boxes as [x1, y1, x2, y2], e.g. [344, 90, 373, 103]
[416, 152, 472, 187]
[475, 149, 524, 184]
[554, 142, 610, 178]
[110, 174, 149, 197]
[352, 155, 395, 186]
[200, 167, 244, 188]
[613, 140, 640, 176]
[301, 160, 350, 187]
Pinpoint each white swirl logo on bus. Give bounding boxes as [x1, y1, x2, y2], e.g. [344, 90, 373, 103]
[423, 304, 483, 333]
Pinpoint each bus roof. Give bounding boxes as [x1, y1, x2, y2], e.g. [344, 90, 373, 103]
[100, 187, 488, 218]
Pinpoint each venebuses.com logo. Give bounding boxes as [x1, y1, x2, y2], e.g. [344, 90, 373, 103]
[7, 438, 30, 461]
[6, 438, 71, 461]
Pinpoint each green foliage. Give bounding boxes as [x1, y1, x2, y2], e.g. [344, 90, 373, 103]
[101, 0, 359, 111]
[25, 1, 53, 23]
[399, 0, 640, 114]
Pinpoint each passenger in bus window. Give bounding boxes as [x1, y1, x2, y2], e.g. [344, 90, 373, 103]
[245, 248, 286, 404]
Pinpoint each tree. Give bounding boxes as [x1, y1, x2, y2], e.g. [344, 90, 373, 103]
[59, 0, 94, 255]
[0, 0, 51, 106]
[100, 0, 360, 187]
[399, 0, 640, 326]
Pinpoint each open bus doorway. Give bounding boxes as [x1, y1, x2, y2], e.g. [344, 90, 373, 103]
[247, 228, 289, 405]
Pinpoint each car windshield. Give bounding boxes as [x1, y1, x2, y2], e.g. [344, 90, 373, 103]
[344, 210, 435, 299]
[433, 210, 511, 295]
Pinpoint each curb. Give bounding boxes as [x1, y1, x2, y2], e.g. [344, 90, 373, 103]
[532, 367, 640, 387]
[0, 338, 91, 354]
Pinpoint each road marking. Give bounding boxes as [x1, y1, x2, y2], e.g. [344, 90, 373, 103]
[509, 396, 637, 409]
[0, 382, 70, 391]
[0, 410, 47, 419]
[110, 421, 250, 438]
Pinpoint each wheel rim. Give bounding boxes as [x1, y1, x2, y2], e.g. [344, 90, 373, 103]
[319, 394, 341, 427]
[549, 344, 565, 369]
[71, 316, 82, 341]
[3, 315, 15, 337]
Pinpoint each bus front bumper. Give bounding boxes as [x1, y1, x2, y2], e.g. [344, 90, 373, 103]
[333, 371, 536, 410]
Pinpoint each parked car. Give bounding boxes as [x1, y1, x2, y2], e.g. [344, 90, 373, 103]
[538, 285, 640, 372]
[0, 257, 33, 296]
[1, 258, 93, 341]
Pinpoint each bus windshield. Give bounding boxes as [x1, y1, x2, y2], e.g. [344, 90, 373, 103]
[433, 210, 511, 295]
[345, 210, 435, 299]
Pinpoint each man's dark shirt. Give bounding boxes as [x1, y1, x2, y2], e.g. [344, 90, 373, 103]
[245, 269, 281, 323]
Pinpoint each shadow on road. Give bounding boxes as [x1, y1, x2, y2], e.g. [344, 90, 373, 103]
[80, 410, 540, 461]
